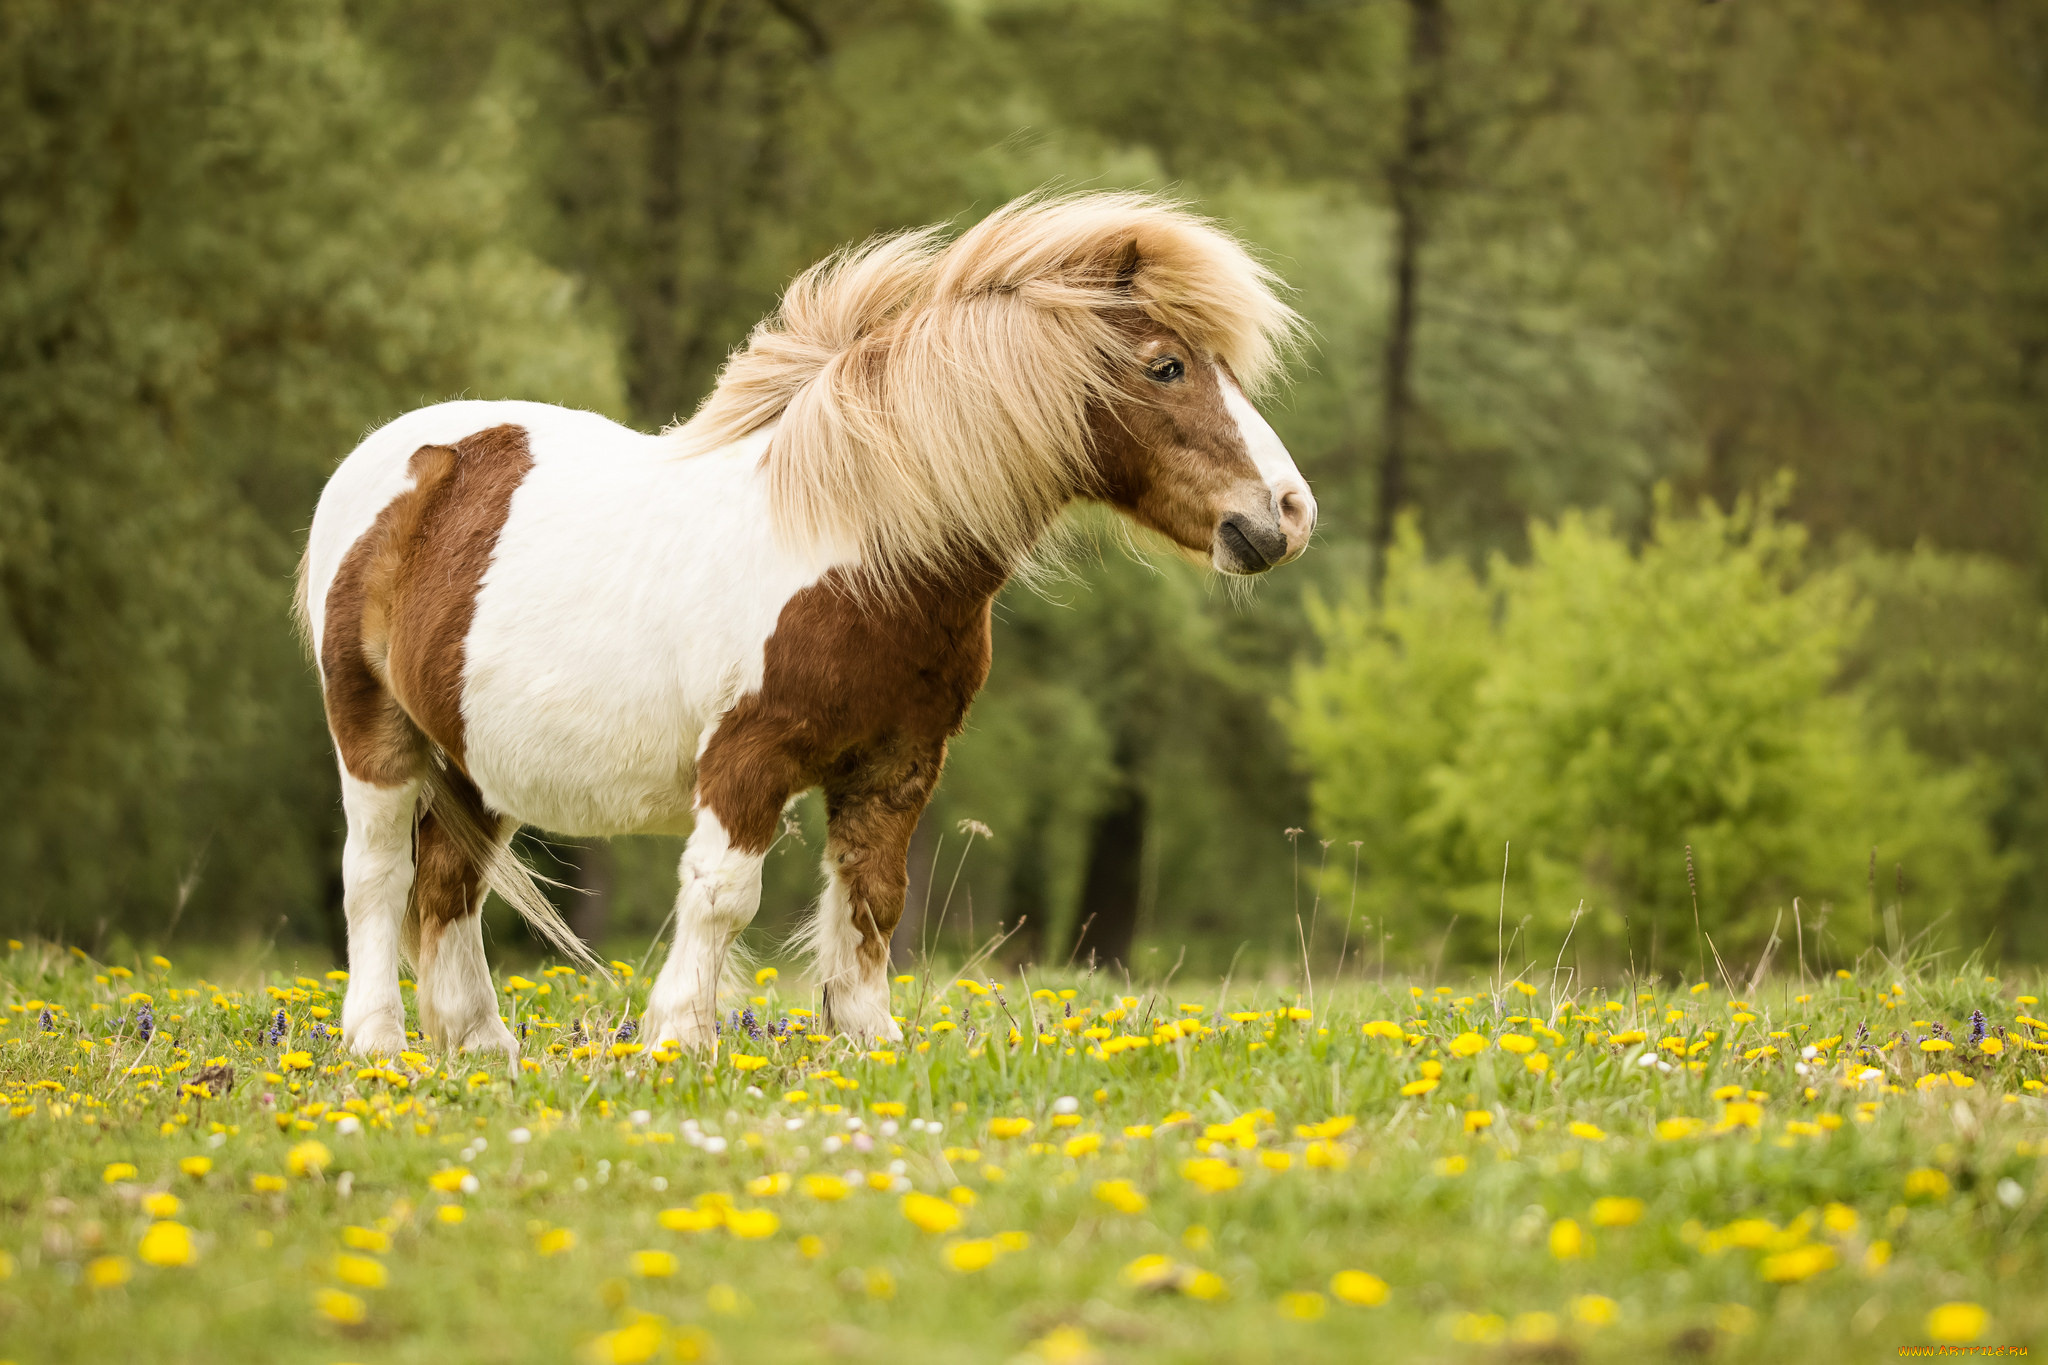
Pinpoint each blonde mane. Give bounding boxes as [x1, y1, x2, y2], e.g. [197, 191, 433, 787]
[667, 191, 1300, 587]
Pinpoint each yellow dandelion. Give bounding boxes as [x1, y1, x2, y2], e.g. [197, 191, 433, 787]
[428, 1166, 471, 1193]
[1122, 1253, 1179, 1288]
[585, 1316, 665, 1365]
[142, 1192, 182, 1219]
[332, 1252, 387, 1289]
[800, 1174, 851, 1202]
[315, 1287, 367, 1325]
[535, 1227, 577, 1256]
[1904, 1168, 1951, 1200]
[1329, 1270, 1388, 1306]
[725, 1208, 779, 1240]
[288, 1140, 333, 1177]
[659, 1206, 723, 1232]
[437, 1205, 465, 1224]
[178, 1156, 212, 1178]
[102, 1162, 138, 1185]
[251, 1174, 287, 1194]
[1094, 1179, 1148, 1214]
[1926, 1302, 1988, 1345]
[1568, 1121, 1607, 1142]
[137, 1222, 196, 1268]
[944, 1238, 997, 1273]
[1548, 1218, 1586, 1260]
[1448, 1032, 1490, 1058]
[632, 1250, 678, 1278]
[86, 1255, 132, 1289]
[1570, 1294, 1618, 1327]
[1180, 1157, 1242, 1193]
[902, 1192, 964, 1234]
[989, 1117, 1033, 1139]
[1591, 1197, 1644, 1227]
[1760, 1243, 1836, 1283]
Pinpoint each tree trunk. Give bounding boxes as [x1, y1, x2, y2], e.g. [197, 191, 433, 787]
[999, 805, 1050, 967]
[631, 49, 688, 423]
[1069, 781, 1146, 970]
[565, 840, 615, 949]
[1372, 0, 1447, 579]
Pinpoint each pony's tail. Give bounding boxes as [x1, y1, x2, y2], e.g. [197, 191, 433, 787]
[419, 759, 609, 980]
[291, 540, 315, 662]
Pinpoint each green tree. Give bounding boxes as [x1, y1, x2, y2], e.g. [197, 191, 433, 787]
[0, 0, 619, 943]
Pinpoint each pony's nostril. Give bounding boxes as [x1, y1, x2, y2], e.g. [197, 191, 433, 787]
[1217, 512, 1286, 573]
[1278, 488, 1313, 534]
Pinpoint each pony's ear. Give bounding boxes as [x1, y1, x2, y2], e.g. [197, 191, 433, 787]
[1109, 237, 1142, 289]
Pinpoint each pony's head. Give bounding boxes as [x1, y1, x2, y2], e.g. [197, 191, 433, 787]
[673, 191, 1314, 586]
[1090, 315, 1315, 575]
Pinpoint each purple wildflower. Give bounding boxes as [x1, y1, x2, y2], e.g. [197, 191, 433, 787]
[134, 1004, 155, 1043]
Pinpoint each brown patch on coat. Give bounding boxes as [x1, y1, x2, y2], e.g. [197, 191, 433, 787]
[319, 425, 534, 782]
[379, 425, 534, 766]
[1090, 323, 1271, 555]
[694, 564, 998, 980]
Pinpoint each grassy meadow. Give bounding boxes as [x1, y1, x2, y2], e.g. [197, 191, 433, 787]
[0, 937, 2041, 1363]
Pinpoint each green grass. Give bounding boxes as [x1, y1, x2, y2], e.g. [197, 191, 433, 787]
[0, 937, 2042, 1363]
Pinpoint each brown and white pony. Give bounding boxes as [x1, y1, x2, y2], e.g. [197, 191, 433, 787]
[297, 192, 1315, 1056]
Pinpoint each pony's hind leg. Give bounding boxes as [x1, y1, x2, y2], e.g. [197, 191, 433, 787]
[804, 757, 938, 1043]
[643, 809, 768, 1050]
[412, 771, 519, 1057]
[338, 769, 422, 1057]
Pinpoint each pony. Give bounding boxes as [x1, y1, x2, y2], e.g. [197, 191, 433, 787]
[297, 191, 1316, 1056]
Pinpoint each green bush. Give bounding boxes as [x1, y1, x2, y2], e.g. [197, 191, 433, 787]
[1286, 491, 2010, 972]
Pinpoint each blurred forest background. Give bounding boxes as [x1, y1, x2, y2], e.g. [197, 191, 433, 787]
[5, 0, 2047, 979]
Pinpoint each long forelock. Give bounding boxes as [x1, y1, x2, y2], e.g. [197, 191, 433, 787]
[668, 191, 1300, 590]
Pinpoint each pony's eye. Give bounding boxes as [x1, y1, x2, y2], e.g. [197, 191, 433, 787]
[1147, 356, 1185, 383]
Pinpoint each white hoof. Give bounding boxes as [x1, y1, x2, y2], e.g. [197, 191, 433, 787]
[822, 985, 903, 1045]
[643, 995, 718, 1053]
[444, 1017, 519, 1059]
[343, 1015, 408, 1058]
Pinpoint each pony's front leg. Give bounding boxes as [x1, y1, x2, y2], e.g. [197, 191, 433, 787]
[337, 770, 421, 1058]
[644, 810, 767, 1051]
[805, 766, 936, 1044]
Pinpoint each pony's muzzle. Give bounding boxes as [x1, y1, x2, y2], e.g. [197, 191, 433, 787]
[1213, 483, 1315, 575]
[1213, 511, 1290, 575]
